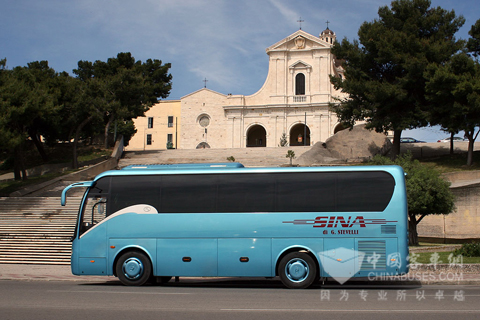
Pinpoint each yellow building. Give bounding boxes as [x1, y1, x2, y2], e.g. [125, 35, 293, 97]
[126, 100, 181, 151]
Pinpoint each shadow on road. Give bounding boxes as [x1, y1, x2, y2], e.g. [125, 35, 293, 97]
[77, 276, 423, 290]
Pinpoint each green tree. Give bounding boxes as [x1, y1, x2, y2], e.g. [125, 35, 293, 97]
[424, 52, 480, 165]
[279, 133, 288, 147]
[0, 61, 58, 180]
[74, 53, 172, 150]
[371, 153, 455, 245]
[72, 53, 172, 168]
[286, 150, 295, 166]
[111, 120, 137, 146]
[330, 0, 465, 158]
[467, 19, 480, 59]
[23, 61, 64, 161]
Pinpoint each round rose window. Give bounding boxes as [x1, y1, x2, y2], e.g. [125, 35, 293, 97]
[199, 115, 210, 127]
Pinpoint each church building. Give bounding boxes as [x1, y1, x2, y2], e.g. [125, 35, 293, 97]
[126, 27, 346, 151]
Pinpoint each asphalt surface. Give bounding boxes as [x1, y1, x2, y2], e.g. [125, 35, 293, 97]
[2, 280, 480, 320]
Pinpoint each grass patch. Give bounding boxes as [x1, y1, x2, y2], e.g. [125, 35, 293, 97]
[0, 144, 110, 196]
[419, 151, 480, 173]
[77, 148, 110, 163]
[412, 251, 480, 264]
[0, 144, 110, 171]
[0, 171, 78, 196]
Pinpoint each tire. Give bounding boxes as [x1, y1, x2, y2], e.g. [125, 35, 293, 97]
[116, 251, 152, 286]
[278, 252, 317, 289]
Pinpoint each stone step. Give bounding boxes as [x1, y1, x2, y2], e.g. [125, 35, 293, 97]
[0, 232, 72, 236]
[0, 258, 70, 264]
[0, 217, 76, 220]
[0, 197, 79, 264]
[0, 260, 70, 264]
[0, 251, 70, 256]
[0, 229, 74, 233]
[0, 244, 70, 250]
[0, 225, 74, 230]
[0, 248, 70, 254]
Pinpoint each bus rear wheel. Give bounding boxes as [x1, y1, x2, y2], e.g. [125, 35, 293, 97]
[278, 252, 317, 289]
[116, 251, 152, 286]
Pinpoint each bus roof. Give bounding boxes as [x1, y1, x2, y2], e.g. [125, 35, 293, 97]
[92, 164, 405, 181]
[121, 163, 245, 170]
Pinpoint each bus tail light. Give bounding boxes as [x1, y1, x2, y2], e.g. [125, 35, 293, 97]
[182, 257, 192, 262]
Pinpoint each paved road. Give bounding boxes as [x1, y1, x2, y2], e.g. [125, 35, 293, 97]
[0, 280, 479, 320]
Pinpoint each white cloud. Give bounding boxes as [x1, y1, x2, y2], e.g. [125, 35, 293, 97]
[267, 0, 299, 29]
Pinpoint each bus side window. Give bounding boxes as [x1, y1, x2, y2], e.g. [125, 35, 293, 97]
[81, 196, 107, 233]
[93, 197, 107, 223]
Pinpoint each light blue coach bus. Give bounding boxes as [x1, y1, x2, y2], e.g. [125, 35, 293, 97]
[61, 163, 409, 288]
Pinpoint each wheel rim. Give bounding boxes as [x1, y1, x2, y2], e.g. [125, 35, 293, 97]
[285, 258, 309, 283]
[122, 257, 144, 280]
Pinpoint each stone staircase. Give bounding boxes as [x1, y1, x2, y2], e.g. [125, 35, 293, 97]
[1, 146, 313, 265]
[0, 197, 81, 265]
[119, 146, 311, 168]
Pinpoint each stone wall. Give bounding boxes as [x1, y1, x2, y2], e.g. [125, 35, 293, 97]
[418, 171, 480, 243]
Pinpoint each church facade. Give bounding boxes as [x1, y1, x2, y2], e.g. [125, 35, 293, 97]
[126, 27, 346, 151]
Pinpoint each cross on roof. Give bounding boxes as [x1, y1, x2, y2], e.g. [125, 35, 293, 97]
[326, 20, 330, 29]
[297, 17, 304, 30]
[203, 78, 208, 88]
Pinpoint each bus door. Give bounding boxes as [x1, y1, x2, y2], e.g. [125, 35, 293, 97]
[74, 194, 108, 275]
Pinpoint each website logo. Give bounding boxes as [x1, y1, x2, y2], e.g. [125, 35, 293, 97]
[318, 247, 366, 284]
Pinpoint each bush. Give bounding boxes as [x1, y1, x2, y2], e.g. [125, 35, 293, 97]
[0, 157, 14, 170]
[453, 242, 480, 257]
[279, 133, 288, 147]
[370, 153, 455, 246]
[286, 150, 295, 166]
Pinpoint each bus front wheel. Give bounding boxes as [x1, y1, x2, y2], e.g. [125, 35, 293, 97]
[116, 251, 152, 286]
[278, 252, 317, 289]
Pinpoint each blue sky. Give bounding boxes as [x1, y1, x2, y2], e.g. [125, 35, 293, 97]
[1, 0, 478, 142]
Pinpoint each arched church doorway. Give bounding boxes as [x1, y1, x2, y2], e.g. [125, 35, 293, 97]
[246, 125, 266, 147]
[196, 142, 210, 149]
[290, 123, 311, 146]
[334, 123, 347, 134]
